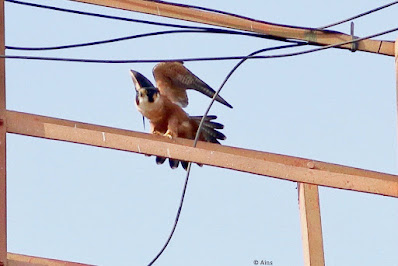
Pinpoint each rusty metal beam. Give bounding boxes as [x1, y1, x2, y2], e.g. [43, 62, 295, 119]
[68, 0, 395, 56]
[5, 110, 398, 197]
[0, 0, 6, 265]
[299, 183, 325, 266]
[7, 253, 93, 266]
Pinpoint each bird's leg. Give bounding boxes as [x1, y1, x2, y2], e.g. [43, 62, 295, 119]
[150, 122, 163, 136]
[164, 116, 179, 139]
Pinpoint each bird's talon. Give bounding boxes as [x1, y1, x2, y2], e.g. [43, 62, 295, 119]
[164, 133, 173, 139]
[164, 130, 175, 139]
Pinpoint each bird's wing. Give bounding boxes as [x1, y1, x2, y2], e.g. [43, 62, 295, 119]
[152, 62, 233, 108]
[130, 69, 155, 90]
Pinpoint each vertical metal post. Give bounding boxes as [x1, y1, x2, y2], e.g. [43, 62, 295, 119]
[396, 38, 398, 135]
[0, 0, 6, 265]
[298, 183, 325, 266]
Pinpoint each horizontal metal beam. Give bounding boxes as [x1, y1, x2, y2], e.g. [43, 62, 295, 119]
[5, 110, 398, 197]
[7, 253, 92, 266]
[69, 0, 395, 56]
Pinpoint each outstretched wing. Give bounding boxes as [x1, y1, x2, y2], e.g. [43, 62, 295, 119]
[152, 61, 233, 108]
[130, 69, 155, 90]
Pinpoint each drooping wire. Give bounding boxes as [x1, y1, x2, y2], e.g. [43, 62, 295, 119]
[5, 0, 322, 33]
[5, 29, 300, 51]
[318, 1, 398, 29]
[192, 26, 398, 169]
[5, 0, 301, 45]
[146, 42, 307, 266]
[7, 0, 397, 53]
[5, 1, 397, 265]
[151, 0, 398, 32]
[8, 0, 398, 37]
[147, 0, 398, 32]
[5, 0, 203, 30]
[3, 27, 397, 63]
[6, 30, 203, 51]
[146, 24, 398, 264]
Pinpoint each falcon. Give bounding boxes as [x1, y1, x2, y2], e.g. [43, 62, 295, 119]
[130, 61, 232, 170]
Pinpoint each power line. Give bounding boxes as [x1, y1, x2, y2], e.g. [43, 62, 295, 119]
[5, 0, 202, 30]
[10, 0, 397, 34]
[153, 0, 398, 31]
[6, 2, 398, 264]
[3, 27, 397, 63]
[7, 0, 397, 52]
[5, 0, 319, 33]
[5, 0, 286, 41]
[319, 1, 398, 29]
[6, 0, 306, 50]
[145, 24, 398, 265]
[6, 1, 398, 265]
[5, 30, 300, 51]
[146, 42, 306, 266]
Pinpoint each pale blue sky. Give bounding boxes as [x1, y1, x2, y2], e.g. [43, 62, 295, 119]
[4, 0, 398, 265]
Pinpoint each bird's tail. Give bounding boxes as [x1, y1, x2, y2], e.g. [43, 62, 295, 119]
[190, 115, 226, 144]
[155, 115, 225, 170]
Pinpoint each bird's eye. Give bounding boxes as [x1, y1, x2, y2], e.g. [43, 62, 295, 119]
[139, 92, 143, 97]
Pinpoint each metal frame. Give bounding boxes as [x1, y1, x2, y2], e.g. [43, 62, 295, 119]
[72, 0, 395, 56]
[299, 183, 325, 266]
[7, 253, 92, 266]
[0, 0, 6, 265]
[0, 1, 397, 265]
[5, 110, 398, 197]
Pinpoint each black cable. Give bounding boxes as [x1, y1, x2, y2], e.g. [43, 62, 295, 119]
[5, 0, 204, 30]
[319, 1, 398, 29]
[140, 0, 338, 33]
[0, 53, 303, 63]
[5, 0, 300, 45]
[1, 0, 318, 35]
[5, 29, 300, 51]
[6, 30, 201, 51]
[145, 25, 398, 265]
[6, 1, 397, 264]
[6, 0, 336, 34]
[3, 27, 397, 63]
[153, 0, 398, 32]
[146, 42, 306, 266]
[6, 0, 310, 51]
[8, 0, 397, 52]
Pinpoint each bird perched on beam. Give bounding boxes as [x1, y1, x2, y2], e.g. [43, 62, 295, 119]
[130, 61, 232, 170]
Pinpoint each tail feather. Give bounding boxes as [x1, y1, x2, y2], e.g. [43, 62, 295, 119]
[204, 121, 224, 129]
[169, 159, 179, 169]
[181, 161, 189, 170]
[156, 156, 166, 165]
[190, 115, 217, 121]
[190, 116, 224, 130]
[153, 115, 225, 170]
[201, 127, 223, 143]
[156, 156, 186, 171]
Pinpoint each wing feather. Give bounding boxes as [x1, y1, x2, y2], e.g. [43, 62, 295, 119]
[153, 62, 232, 108]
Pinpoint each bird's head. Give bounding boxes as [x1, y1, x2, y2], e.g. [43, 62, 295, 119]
[130, 69, 162, 120]
[136, 87, 160, 106]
